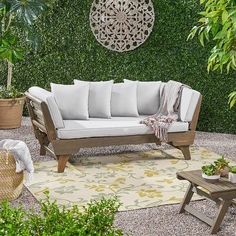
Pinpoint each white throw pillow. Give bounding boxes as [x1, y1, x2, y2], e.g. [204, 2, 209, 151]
[74, 80, 113, 118]
[124, 79, 161, 115]
[51, 83, 89, 120]
[111, 83, 139, 117]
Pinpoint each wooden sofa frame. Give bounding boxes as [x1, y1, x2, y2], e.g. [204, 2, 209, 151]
[25, 92, 202, 173]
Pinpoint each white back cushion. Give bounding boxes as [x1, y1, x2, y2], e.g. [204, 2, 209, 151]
[124, 79, 161, 115]
[74, 80, 113, 118]
[180, 87, 200, 122]
[111, 83, 139, 117]
[28, 86, 64, 128]
[51, 83, 89, 120]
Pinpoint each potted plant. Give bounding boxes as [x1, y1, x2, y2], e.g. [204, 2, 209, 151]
[202, 164, 220, 183]
[229, 166, 236, 184]
[214, 156, 230, 177]
[0, 0, 51, 129]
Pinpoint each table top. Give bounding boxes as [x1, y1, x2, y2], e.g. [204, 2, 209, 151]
[177, 170, 236, 197]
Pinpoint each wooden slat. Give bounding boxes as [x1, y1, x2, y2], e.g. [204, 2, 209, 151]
[32, 120, 47, 133]
[184, 205, 213, 226]
[33, 107, 45, 125]
[52, 134, 158, 155]
[168, 131, 195, 145]
[33, 107, 43, 118]
[31, 101, 41, 110]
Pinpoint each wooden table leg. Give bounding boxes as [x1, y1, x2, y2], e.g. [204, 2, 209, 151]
[210, 200, 231, 234]
[179, 183, 194, 213]
[231, 199, 236, 206]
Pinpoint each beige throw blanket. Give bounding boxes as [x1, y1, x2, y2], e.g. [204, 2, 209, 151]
[141, 80, 187, 141]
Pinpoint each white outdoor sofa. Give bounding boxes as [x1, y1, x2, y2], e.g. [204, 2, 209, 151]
[25, 81, 202, 173]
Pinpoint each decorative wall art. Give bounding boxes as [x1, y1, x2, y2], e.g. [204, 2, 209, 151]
[90, 0, 155, 52]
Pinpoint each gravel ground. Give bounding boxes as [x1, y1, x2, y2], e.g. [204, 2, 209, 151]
[1, 117, 236, 236]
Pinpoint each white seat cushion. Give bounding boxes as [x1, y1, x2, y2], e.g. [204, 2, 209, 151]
[28, 87, 64, 128]
[57, 116, 189, 139]
[180, 88, 201, 122]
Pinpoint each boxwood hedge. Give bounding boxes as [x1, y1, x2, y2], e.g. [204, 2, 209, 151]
[0, 0, 235, 133]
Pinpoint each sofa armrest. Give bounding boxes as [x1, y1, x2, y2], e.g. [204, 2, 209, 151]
[189, 95, 202, 131]
[179, 88, 201, 124]
[25, 92, 57, 141]
[27, 87, 64, 128]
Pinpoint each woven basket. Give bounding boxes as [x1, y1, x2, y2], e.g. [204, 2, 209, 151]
[0, 150, 23, 201]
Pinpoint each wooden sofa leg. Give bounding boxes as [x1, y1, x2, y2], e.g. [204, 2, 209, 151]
[38, 133, 49, 156]
[40, 145, 46, 156]
[178, 146, 191, 160]
[57, 155, 70, 173]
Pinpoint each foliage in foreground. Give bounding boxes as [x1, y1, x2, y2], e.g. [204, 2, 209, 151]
[0, 194, 122, 236]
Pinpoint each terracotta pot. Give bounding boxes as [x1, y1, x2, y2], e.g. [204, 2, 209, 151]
[220, 167, 230, 177]
[0, 96, 25, 129]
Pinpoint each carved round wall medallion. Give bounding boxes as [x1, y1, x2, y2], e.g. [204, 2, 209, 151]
[90, 0, 155, 52]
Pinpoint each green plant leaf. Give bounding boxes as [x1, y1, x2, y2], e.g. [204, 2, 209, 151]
[228, 91, 236, 108]
[0, 33, 24, 63]
[10, 0, 47, 26]
[222, 10, 229, 24]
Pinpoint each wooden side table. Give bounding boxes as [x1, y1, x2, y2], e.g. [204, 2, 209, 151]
[177, 170, 236, 234]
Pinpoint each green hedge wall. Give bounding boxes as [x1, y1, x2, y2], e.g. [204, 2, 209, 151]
[0, 0, 236, 133]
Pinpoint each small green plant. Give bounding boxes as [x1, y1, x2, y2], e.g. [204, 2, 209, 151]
[214, 156, 230, 171]
[202, 164, 219, 176]
[0, 193, 123, 236]
[230, 166, 236, 174]
[0, 86, 23, 99]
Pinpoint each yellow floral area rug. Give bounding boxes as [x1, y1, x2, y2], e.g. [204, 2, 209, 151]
[27, 147, 224, 211]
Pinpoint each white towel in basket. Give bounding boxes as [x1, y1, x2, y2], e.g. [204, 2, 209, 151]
[0, 139, 34, 184]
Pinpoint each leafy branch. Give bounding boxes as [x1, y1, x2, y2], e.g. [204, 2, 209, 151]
[188, 0, 236, 107]
[0, 0, 52, 90]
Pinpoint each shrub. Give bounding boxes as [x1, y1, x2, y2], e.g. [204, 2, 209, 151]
[0, 194, 122, 236]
